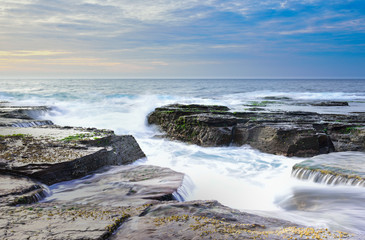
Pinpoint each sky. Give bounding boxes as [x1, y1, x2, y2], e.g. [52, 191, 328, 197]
[1, 0, 365, 78]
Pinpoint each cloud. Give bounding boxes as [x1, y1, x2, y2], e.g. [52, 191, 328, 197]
[0, 50, 70, 57]
[0, 0, 364, 77]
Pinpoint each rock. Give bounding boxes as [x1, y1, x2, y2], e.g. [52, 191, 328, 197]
[0, 105, 53, 127]
[292, 151, 365, 186]
[148, 104, 365, 157]
[0, 174, 48, 206]
[111, 200, 353, 240]
[263, 96, 292, 100]
[311, 101, 349, 106]
[0, 202, 145, 240]
[47, 165, 185, 207]
[0, 126, 146, 185]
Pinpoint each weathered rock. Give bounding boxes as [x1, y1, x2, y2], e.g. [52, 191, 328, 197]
[112, 200, 353, 240]
[0, 105, 53, 127]
[47, 165, 185, 207]
[0, 126, 146, 185]
[148, 104, 365, 157]
[0, 164, 185, 239]
[0, 174, 48, 206]
[292, 151, 365, 186]
[0, 202, 145, 240]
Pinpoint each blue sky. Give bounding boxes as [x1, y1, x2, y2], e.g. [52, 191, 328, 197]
[1, 0, 365, 78]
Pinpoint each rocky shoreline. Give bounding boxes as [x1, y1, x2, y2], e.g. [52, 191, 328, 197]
[148, 104, 365, 157]
[148, 104, 365, 190]
[0, 103, 358, 239]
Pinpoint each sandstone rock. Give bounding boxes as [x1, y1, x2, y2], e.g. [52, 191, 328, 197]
[112, 200, 353, 240]
[292, 151, 365, 186]
[0, 174, 48, 206]
[0, 203, 144, 240]
[0, 164, 186, 239]
[47, 165, 185, 207]
[0, 126, 146, 185]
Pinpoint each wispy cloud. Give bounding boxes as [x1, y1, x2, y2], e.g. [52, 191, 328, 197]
[0, 0, 364, 77]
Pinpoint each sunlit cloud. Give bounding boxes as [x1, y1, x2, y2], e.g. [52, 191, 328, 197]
[0, 0, 364, 77]
[0, 51, 70, 57]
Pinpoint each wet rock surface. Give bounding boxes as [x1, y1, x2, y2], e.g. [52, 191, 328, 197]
[0, 105, 53, 127]
[0, 174, 48, 206]
[47, 165, 185, 207]
[148, 104, 365, 157]
[292, 151, 365, 186]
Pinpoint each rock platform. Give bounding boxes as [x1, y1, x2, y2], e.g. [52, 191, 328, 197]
[148, 104, 365, 157]
[0, 103, 358, 239]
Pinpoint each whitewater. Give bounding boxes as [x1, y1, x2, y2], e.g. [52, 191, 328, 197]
[1, 78, 365, 236]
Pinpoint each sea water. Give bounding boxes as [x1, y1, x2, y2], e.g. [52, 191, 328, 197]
[1, 78, 365, 235]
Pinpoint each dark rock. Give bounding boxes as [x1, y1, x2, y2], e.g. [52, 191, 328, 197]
[0, 106, 53, 127]
[311, 101, 349, 106]
[246, 107, 266, 111]
[263, 96, 292, 100]
[148, 104, 365, 157]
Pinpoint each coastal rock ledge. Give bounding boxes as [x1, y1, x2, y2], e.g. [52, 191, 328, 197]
[148, 104, 365, 157]
[0, 126, 146, 185]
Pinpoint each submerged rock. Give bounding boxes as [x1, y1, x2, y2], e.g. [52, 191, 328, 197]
[148, 104, 365, 157]
[292, 151, 365, 186]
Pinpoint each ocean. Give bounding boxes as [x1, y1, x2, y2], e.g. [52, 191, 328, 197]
[1, 78, 365, 235]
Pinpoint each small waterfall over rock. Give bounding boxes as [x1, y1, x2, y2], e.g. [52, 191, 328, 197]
[292, 168, 365, 186]
[12, 120, 53, 127]
[292, 151, 365, 187]
[173, 175, 194, 202]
